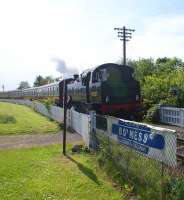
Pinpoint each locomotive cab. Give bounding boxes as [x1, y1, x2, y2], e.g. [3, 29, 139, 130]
[89, 63, 140, 114]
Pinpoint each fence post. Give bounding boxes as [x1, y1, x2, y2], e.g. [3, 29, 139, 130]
[161, 162, 165, 200]
[160, 106, 163, 123]
[69, 109, 73, 130]
[89, 111, 97, 150]
[180, 108, 184, 127]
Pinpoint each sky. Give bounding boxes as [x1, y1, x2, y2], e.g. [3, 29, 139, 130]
[0, 0, 184, 90]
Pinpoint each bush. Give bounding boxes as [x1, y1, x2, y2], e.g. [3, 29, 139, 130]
[0, 115, 16, 124]
[164, 178, 184, 200]
[144, 104, 160, 123]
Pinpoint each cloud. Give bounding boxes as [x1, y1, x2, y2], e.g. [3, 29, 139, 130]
[1, 1, 184, 90]
[128, 15, 184, 60]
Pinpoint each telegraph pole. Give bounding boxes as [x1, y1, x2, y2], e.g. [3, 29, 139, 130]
[2, 85, 4, 92]
[114, 26, 135, 65]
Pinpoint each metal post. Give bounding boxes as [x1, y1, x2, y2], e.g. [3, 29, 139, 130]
[161, 162, 165, 200]
[2, 85, 4, 92]
[89, 111, 96, 149]
[63, 79, 67, 155]
[123, 26, 126, 65]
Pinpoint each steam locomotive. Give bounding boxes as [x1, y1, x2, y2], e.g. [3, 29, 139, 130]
[0, 63, 140, 117]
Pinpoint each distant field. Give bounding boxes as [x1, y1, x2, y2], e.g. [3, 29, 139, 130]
[0, 102, 60, 135]
[0, 145, 124, 200]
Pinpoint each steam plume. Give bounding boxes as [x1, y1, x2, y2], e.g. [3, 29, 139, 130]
[52, 58, 78, 78]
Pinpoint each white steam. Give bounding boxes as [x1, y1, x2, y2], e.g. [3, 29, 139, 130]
[52, 58, 78, 78]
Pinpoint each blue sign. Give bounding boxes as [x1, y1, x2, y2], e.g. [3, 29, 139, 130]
[112, 120, 165, 154]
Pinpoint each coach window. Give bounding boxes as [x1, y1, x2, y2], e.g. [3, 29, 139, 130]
[81, 74, 87, 86]
[55, 86, 57, 95]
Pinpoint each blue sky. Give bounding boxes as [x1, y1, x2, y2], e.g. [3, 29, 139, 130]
[0, 0, 184, 90]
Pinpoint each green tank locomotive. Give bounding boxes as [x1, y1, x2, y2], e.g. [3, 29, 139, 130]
[67, 63, 140, 116]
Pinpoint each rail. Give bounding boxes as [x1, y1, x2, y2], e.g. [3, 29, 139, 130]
[177, 138, 184, 164]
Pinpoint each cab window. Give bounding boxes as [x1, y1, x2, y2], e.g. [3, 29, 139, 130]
[81, 72, 91, 86]
[92, 69, 107, 83]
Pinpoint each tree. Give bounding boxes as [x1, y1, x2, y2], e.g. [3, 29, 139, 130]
[127, 58, 155, 83]
[155, 57, 184, 74]
[33, 75, 55, 87]
[33, 75, 45, 87]
[17, 81, 30, 89]
[44, 76, 55, 84]
[127, 57, 184, 118]
[156, 57, 184, 68]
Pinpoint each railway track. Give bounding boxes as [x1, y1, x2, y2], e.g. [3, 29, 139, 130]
[155, 124, 184, 164]
[177, 138, 184, 164]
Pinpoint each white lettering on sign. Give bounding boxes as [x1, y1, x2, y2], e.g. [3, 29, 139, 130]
[143, 134, 148, 144]
[119, 128, 149, 144]
[111, 119, 177, 167]
[138, 132, 142, 142]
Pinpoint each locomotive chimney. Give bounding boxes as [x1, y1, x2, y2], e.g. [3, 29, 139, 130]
[73, 74, 79, 81]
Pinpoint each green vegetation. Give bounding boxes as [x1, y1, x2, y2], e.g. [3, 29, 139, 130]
[17, 81, 30, 89]
[0, 114, 16, 124]
[33, 75, 55, 87]
[37, 98, 57, 110]
[0, 102, 60, 135]
[127, 57, 184, 121]
[0, 145, 124, 200]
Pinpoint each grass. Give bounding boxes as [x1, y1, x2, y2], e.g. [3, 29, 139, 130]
[0, 102, 60, 135]
[0, 145, 124, 200]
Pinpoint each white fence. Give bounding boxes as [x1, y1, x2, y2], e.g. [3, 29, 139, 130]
[70, 109, 90, 146]
[160, 106, 184, 127]
[0, 99, 177, 167]
[96, 115, 177, 167]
